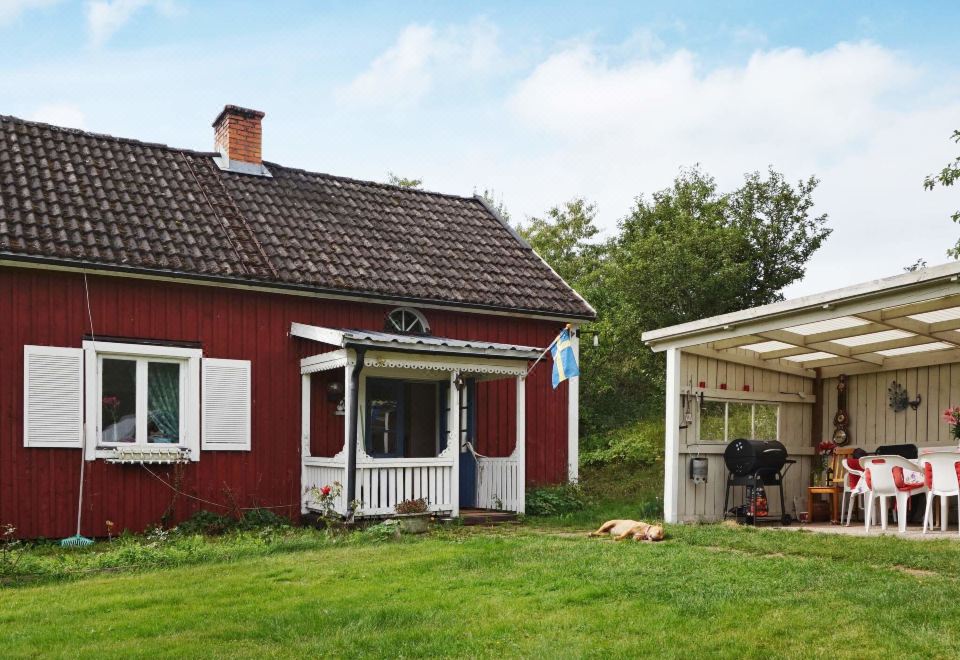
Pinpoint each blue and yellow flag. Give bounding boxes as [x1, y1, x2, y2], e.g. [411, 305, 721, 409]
[551, 328, 580, 389]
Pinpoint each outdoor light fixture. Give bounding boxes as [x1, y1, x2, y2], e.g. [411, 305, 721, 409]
[454, 373, 465, 391]
[576, 329, 600, 347]
[326, 379, 344, 403]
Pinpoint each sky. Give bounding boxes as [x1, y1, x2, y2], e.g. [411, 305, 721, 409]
[2, 1, 959, 297]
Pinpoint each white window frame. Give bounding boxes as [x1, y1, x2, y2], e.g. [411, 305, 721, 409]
[698, 399, 780, 444]
[83, 341, 201, 461]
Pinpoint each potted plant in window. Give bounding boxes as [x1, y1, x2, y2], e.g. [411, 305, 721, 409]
[394, 498, 431, 534]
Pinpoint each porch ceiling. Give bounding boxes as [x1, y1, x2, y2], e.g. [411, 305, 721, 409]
[641, 262, 960, 378]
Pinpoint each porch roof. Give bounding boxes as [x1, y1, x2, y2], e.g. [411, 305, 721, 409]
[641, 261, 960, 379]
[291, 322, 544, 361]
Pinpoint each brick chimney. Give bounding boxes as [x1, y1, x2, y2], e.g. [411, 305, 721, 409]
[212, 105, 269, 175]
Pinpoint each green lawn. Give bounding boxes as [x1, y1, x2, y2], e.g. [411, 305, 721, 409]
[4, 521, 960, 658]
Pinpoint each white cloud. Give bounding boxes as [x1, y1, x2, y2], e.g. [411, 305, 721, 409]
[336, 19, 503, 108]
[86, 0, 178, 47]
[29, 103, 86, 128]
[497, 39, 960, 295]
[0, 0, 60, 25]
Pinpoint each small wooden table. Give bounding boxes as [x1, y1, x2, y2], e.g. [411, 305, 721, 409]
[807, 486, 841, 524]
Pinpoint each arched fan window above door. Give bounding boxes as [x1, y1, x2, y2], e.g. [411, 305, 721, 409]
[385, 307, 430, 335]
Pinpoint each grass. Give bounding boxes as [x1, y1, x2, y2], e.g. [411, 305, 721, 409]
[5, 511, 960, 657]
[2, 465, 959, 657]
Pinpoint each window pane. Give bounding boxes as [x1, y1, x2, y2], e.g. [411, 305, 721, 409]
[102, 359, 136, 443]
[754, 404, 779, 440]
[148, 362, 181, 444]
[699, 401, 726, 442]
[727, 402, 753, 439]
[404, 382, 438, 458]
[368, 380, 400, 456]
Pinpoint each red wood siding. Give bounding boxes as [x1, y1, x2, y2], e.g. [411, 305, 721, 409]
[0, 266, 569, 538]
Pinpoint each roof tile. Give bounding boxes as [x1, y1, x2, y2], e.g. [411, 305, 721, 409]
[0, 114, 594, 318]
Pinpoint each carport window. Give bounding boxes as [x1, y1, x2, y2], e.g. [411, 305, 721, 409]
[699, 401, 778, 443]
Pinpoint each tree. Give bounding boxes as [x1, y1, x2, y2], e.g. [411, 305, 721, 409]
[386, 172, 423, 189]
[923, 130, 960, 257]
[524, 168, 831, 438]
[518, 198, 606, 286]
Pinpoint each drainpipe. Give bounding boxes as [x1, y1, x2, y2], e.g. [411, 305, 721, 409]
[345, 347, 366, 523]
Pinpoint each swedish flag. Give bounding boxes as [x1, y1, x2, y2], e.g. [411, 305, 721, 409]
[551, 328, 580, 389]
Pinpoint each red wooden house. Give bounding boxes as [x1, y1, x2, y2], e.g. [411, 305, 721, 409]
[0, 106, 594, 538]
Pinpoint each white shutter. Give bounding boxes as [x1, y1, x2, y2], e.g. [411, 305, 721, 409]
[23, 345, 84, 448]
[202, 358, 251, 451]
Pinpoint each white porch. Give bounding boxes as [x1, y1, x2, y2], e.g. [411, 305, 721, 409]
[293, 323, 538, 519]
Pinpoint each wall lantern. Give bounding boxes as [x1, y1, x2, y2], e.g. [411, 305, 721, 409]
[690, 456, 708, 484]
[326, 379, 344, 402]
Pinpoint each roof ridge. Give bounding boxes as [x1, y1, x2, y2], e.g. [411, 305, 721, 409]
[0, 113, 219, 158]
[0, 113, 479, 204]
[262, 160, 481, 203]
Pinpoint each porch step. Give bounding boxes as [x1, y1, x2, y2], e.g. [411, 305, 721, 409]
[458, 508, 519, 526]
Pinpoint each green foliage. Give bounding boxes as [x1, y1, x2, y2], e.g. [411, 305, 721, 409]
[581, 418, 664, 467]
[386, 172, 423, 189]
[173, 508, 291, 536]
[518, 198, 605, 286]
[525, 482, 589, 516]
[519, 167, 831, 442]
[923, 130, 960, 257]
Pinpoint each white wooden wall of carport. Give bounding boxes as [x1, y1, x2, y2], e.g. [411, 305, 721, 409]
[672, 350, 815, 523]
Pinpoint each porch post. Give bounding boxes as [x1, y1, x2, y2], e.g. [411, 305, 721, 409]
[567, 323, 580, 482]
[516, 374, 526, 514]
[300, 373, 311, 514]
[345, 348, 366, 521]
[449, 371, 461, 517]
[664, 348, 682, 524]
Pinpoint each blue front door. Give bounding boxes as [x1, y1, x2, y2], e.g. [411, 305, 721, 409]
[457, 379, 477, 508]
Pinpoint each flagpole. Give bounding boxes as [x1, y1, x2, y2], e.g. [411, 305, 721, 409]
[526, 324, 570, 377]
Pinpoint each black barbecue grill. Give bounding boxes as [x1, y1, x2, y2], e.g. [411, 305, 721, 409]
[723, 439, 795, 525]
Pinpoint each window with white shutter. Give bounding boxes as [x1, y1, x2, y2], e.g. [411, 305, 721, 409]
[23, 345, 84, 448]
[202, 358, 251, 451]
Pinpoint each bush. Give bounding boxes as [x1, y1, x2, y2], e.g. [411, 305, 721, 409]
[526, 482, 589, 516]
[175, 511, 236, 536]
[581, 418, 664, 467]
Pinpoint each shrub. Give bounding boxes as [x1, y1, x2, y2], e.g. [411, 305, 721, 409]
[526, 482, 589, 516]
[237, 508, 291, 530]
[175, 510, 237, 536]
[581, 418, 664, 467]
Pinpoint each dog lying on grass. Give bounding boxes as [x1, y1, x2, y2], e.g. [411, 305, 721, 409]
[589, 519, 665, 542]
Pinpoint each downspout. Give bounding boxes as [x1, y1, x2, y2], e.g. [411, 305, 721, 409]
[346, 347, 367, 523]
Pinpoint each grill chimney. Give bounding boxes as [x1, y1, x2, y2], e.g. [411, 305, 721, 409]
[211, 105, 270, 176]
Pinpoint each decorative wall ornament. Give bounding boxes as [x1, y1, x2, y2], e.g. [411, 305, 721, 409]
[888, 381, 921, 412]
[832, 374, 850, 446]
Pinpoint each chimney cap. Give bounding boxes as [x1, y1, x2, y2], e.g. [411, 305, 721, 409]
[212, 105, 265, 128]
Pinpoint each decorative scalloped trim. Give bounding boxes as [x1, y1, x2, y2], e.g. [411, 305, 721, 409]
[362, 356, 525, 376]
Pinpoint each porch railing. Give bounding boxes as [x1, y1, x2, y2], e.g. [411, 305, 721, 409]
[475, 455, 523, 513]
[302, 457, 455, 517]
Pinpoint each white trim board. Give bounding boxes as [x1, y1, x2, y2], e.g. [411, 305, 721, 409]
[643, 262, 960, 351]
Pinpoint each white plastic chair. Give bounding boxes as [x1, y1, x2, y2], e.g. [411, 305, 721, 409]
[920, 452, 960, 535]
[840, 457, 867, 526]
[860, 455, 927, 533]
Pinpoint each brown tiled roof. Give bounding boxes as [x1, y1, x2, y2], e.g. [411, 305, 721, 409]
[0, 114, 594, 319]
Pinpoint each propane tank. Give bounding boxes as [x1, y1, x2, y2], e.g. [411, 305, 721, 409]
[689, 456, 708, 484]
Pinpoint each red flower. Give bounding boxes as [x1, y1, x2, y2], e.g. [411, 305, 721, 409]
[102, 396, 120, 408]
[321, 485, 331, 496]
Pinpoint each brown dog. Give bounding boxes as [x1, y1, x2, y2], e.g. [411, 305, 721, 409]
[589, 519, 665, 542]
